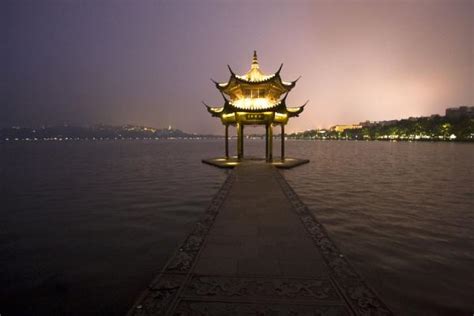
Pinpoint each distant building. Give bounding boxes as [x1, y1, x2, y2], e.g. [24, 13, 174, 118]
[359, 120, 374, 127]
[445, 106, 474, 119]
[378, 120, 398, 126]
[330, 124, 362, 132]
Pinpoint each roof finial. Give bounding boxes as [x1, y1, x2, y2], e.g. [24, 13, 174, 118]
[251, 50, 259, 69]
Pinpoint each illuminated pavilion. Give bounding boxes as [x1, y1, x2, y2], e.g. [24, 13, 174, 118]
[204, 51, 307, 162]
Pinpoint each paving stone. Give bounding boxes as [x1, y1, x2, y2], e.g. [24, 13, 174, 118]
[279, 258, 331, 278]
[237, 257, 281, 276]
[194, 257, 237, 275]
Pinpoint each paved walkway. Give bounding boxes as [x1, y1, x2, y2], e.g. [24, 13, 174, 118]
[128, 162, 392, 315]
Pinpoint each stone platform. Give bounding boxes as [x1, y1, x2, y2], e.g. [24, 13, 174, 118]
[202, 156, 310, 169]
[127, 163, 392, 315]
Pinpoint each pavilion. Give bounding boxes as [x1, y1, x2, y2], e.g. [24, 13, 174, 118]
[204, 51, 308, 166]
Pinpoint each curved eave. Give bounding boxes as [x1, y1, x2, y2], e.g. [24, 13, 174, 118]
[203, 101, 226, 117]
[204, 99, 307, 122]
[206, 107, 223, 117]
[285, 101, 308, 117]
[215, 75, 297, 98]
[215, 66, 298, 87]
[279, 74, 301, 92]
[234, 74, 298, 94]
[211, 78, 229, 89]
[282, 79, 297, 89]
[214, 78, 231, 90]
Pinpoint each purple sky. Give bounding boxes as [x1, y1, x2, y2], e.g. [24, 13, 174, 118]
[3, 0, 473, 133]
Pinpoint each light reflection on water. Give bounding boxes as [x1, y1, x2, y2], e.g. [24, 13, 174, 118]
[1, 139, 473, 315]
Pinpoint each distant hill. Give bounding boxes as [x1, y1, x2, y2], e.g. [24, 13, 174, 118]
[0, 124, 220, 141]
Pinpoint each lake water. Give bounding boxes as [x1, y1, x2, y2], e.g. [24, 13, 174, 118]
[282, 141, 474, 315]
[1, 140, 473, 315]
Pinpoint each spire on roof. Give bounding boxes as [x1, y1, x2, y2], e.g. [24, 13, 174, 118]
[251, 50, 259, 69]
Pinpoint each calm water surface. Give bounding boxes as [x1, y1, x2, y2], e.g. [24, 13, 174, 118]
[1, 140, 473, 315]
[0, 140, 227, 315]
[282, 140, 474, 315]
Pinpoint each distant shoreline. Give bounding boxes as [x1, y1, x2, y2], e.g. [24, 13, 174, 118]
[1, 137, 472, 143]
[2, 109, 473, 142]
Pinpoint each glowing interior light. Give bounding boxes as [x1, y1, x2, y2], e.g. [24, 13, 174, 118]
[236, 73, 275, 82]
[231, 98, 278, 110]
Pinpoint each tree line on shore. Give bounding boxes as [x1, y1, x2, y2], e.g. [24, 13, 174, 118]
[288, 115, 473, 141]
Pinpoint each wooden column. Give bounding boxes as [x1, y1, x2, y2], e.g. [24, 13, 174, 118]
[265, 124, 269, 160]
[281, 124, 285, 161]
[266, 124, 273, 162]
[241, 124, 244, 158]
[225, 125, 229, 158]
[237, 123, 244, 159]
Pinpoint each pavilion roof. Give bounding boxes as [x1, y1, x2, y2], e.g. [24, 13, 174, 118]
[204, 51, 307, 122]
[204, 93, 307, 117]
[236, 51, 274, 82]
[213, 51, 299, 94]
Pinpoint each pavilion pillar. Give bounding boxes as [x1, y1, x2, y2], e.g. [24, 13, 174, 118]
[266, 124, 273, 162]
[224, 125, 229, 158]
[241, 124, 244, 158]
[265, 125, 268, 160]
[281, 124, 285, 161]
[237, 123, 244, 159]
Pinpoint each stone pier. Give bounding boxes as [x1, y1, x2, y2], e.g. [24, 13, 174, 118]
[127, 162, 392, 315]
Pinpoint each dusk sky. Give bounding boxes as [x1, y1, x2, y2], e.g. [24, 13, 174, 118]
[3, 0, 473, 134]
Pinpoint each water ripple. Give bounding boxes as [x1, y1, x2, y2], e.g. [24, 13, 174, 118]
[282, 140, 474, 315]
[0, 140, 227, 316]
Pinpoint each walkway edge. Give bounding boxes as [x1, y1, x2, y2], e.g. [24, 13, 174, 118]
[127, 167, 393, 315]
[126, 171, 236, 316]
[274, 170, 393, 315]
